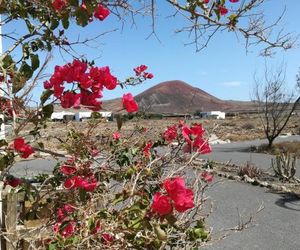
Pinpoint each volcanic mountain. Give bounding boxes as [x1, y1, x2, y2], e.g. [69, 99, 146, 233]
[134, 80, 231, 114]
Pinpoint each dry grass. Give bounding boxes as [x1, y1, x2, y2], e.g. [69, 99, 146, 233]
[16, 114, 299, 150]
[257, 141, 300, 158]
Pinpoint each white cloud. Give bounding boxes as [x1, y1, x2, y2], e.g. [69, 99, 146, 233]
[221, 81, 242, 87]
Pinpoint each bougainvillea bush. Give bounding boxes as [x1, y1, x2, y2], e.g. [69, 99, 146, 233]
[0, 1, 216, 249]
[0, 0, 283, 248]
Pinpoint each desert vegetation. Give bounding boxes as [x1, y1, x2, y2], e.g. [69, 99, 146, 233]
[0, 0, 299, 249]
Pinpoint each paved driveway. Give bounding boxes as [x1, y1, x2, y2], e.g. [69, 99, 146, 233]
[203, 179, 300, 250]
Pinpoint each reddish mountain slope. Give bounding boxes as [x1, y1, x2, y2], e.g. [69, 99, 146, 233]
[134, 80, 231, 113]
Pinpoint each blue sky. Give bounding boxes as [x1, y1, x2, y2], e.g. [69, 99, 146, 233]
[3, 1, 300, 102]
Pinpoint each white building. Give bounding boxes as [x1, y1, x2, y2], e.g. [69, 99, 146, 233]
[74, 111, 112, 121]
[75, 111, 92, 121]
[200, 111, 225, 120]
[51, 111, 75, 121]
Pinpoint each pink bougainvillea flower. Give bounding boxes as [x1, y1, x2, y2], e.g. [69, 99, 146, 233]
[13, 137, 26, 151]
[60, 165, 77, 175]
[201, 171, 214, 183]
[163, 177, 195, 212]
[163, 125, 177, 143]
[43, 80, 53, 89]
[134, 65, 148, 76]
[94, 4, 110, 21]
[173, 188, 195, 212]
[13, 137, 34, 158]
[113, 131, 121, 140]
[218, 5, 228, 15]
[52, 0, 67, 11]
[91, 220, 102, 234]
[151, 192, 173, 216]
[64, 176, 77, 189]
[143, 72, 154, 79]
[163, 177, 187, 200]
[203, 0, 209, 3]
[143, 141, 153, 157]
[60, 92, 81, 109]
[64, 175, 98, 192]
[229, 0, 239, 2]
[90, 149, 100, 157]
[102, 233, 114, 244]
[56, 204, 76, 222]
[61, 221, 76, 238]
[122, 93, 138, 113]
[5, 177, 22, 188]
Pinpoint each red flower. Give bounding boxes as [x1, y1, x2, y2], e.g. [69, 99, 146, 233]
[52, 0, 67, 11]
[20, 145, 35, 158]
[64, 176, 77, 189]
[64, 175, 97, 192]
[163, 125, 177, 143]
[102, 233, 114, 244]
[43, 80, 53, 89]
[60, 92, 81, 109]
[163, 177, 195, 213]
[203, 0, 209, 3]
[134, 65, 148, 76]
[151, 192, 173, 216]
[143, 141, 153, 157]
[218, 5, 228, 15]
[113, 131, 121, 140]
[14, 137, 26, 151]
[181, 124, 211, 154]
[122, 93, 138, 113]
[60, 165, 77, 175]
[172, 188, 195, 213]
[94, 4, 110, 21]
[61, 222, 75, 238]
[163, 177, 187, 200]
[201, 171, 214, 183]
[5, 177, 22, 188]
[229, 0, 239, 2]
[91, 220, 102, 234]
[13, 137, 34, 158]
[143, 72, 154, 79]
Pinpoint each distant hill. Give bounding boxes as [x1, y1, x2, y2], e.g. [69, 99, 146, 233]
[134, 80, 231, 114]
[55, 80, 257, 114]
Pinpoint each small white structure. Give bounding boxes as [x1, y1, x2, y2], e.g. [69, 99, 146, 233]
[200, 111, 225, 120]
[51, 111, 75, 121]
[0, 114, 5, 140]
[75, 111, 92, 121]
[74, 111, 112, 121]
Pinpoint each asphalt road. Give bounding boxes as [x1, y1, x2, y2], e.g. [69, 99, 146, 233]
[203, 179, 300, 250]
[202, 135, 300, 177]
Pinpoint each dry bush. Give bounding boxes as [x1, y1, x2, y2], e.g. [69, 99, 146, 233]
[241, 123, 255, 130]
[238, 162, 262, 178]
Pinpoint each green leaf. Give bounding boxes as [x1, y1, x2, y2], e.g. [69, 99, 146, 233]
[0, 139, 8, 147]
[62, 16, 70, 29]
[25, 20, 35, 34]
[2, 55, 14, 69]
[69, 0, 79, 6]
[31, 54, 40, 71]
[19, 62, 33, 79]
[40, 90, 53, 105]
[48, 243, 57, 250]
[50, 19, 59, 30]
[42, 104, 54, 119]
[12, 73, 27, 94]
[0, 155, 11, 171]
